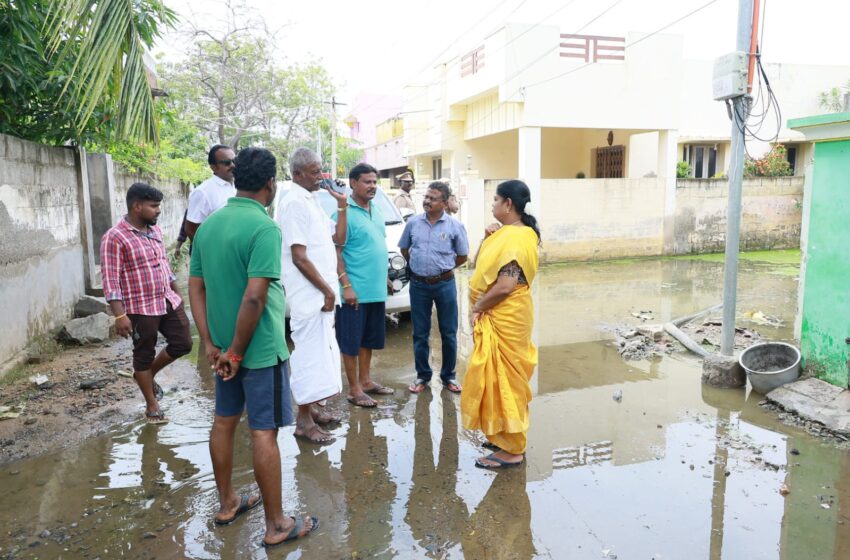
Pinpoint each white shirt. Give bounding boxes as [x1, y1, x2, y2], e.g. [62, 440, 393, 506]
[186, 175, 235, 224]
[276, 184, 339, 319]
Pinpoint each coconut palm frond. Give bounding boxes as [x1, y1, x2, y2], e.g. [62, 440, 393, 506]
[43, 0, 176, 143]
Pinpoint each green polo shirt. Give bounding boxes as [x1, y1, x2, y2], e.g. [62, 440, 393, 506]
[189, 197, 289, 369]
[333, 196, 387, 304]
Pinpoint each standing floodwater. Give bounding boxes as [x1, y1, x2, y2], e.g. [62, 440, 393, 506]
[1, 251, 848, 559]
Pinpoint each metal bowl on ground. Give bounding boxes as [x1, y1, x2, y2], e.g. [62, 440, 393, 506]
[738, 342, 801, 394]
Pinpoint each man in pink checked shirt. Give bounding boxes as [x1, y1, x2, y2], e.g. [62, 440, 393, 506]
[100, 183, 193, 425]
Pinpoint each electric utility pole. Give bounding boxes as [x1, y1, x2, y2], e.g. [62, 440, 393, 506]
[323, 96, 347, 177]
[720, 0, 759, 356]
[316, 116, 322, 160]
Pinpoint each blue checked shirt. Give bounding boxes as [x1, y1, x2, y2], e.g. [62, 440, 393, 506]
[398, 212, 469, 277]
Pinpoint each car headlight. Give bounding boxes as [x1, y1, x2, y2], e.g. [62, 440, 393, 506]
[391, 279, 404, 292]
[390, 254, 406, 271]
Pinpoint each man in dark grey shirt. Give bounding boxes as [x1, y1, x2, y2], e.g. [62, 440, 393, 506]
[398, 181, 469, 394]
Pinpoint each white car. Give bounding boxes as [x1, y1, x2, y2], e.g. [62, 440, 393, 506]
[275, 182, 411, 315]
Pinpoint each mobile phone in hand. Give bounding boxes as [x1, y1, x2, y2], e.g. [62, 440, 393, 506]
[320, 178, 345, 195]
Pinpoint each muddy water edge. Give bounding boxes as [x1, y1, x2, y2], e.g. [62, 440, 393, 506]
[1, 250, 849, 559]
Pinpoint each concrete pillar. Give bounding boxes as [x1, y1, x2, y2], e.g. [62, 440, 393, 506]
[517, 126, 541, 395]
[460, 171, 484, 257]
[74, 147, 99, 295]
[657, 129, 679, 255]
[794, 160, 814, 341]
[517, 126, 542, 218]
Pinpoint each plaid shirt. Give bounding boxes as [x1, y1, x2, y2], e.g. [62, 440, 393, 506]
[100, 218, 181, 316]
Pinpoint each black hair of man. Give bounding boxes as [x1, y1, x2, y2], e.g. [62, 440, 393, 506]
[349, 162, 378, 182]
[427, 180, 451, 202]
[126, 182, 164, 210]
[207, 144, 232, 165]
[233, 147, 277, 192]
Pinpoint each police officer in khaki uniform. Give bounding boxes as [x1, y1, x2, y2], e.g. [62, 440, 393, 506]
[394, 170, 416, 212]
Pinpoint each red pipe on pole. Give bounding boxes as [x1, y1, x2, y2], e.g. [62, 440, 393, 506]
[747, 0, 761, 92]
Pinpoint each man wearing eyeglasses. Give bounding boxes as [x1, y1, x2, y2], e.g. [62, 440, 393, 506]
[393, 170, 416, 213]
[184, 145, 237, 240]
[399, 181, 468, 395]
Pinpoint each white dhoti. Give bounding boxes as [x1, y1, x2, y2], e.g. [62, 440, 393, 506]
[289, 310, 343, 405]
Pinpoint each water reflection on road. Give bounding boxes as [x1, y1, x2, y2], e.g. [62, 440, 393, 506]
[2, 253, 849, 559]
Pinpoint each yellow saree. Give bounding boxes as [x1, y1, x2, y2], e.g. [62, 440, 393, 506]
[461, 225, 539, 455]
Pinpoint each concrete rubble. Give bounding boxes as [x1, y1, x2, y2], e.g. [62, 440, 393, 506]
[702, 353, 746, 388]
[766, 377, 850, 437]
[74, 295, 109, 318]
[57, 313, 113, 345]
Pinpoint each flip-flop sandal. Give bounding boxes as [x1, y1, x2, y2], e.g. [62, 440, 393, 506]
[408, 382, 427, 394]
[214, 493, 263, 526]
[346, 395, 377, 408]
[474, 453, 524, 470]
[363, 383, 394, 395]
[262, 516, 320, 548]
[482, 441, 501, 451]
[145, 411, 169, 425]
[153, 381, 164, 401]
[443, 382, 462, 393]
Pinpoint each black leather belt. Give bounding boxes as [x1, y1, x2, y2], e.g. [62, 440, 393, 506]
[410, 270, 454, 285]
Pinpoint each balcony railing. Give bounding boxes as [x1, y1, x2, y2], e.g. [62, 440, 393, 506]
[460, 45, 485, 77]
[560, 34, 625, 63]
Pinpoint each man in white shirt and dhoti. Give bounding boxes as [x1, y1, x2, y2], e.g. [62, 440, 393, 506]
[277, 147, 348, 443]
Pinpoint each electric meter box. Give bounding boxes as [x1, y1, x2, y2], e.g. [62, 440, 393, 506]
[712, 51, 748, 101]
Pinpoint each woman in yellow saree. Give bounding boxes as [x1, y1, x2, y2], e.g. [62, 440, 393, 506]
[461, 180, 540, 469]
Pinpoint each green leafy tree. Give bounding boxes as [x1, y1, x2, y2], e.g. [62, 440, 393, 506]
[159, 0, 340, 178]
[161, 28, 334, 156]
[44, 0, 177, 143]
[0, 0, 176, 145]
[0, 0, 78, 142]
[89, 101, 209, 184]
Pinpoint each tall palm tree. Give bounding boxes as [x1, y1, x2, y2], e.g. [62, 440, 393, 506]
[44, 0, 176, 143]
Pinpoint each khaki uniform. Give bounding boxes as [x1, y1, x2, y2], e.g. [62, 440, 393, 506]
[394, 191, 416, 212]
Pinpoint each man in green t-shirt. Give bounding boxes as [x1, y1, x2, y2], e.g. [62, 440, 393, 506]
[189, 147, 317, 547]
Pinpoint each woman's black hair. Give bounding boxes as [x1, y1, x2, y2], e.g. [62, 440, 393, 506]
[496, 179, 541, 241]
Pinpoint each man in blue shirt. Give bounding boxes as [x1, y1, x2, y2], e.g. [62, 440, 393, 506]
[399, 181, 469, 394]
[335, 163, 396, 407]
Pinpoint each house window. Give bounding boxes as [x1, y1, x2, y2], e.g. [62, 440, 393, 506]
[595, 145, 624, 178]
[685, 144, 718, 178]
[432, 157, 442, 179]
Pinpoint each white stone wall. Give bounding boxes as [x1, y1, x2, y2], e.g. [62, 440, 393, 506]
[0, 134, 85, 366]
[0, 133, 189, 368]
[464, 176, 802, 263]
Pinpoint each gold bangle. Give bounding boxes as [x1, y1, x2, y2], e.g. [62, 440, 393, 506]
[338, 272, 347, 279]
[337, 206, 348, 212]
[114, 313, 127, 320]
[341, 283, 352, 289]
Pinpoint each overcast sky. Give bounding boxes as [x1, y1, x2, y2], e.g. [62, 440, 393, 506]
[157, 0, 850, 106]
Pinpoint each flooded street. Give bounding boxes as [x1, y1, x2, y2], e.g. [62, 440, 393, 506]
[2, 251, 849, 559]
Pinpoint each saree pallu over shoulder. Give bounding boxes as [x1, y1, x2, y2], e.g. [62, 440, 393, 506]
[468, 225, 539, 294]
[461, 225, 539, 456]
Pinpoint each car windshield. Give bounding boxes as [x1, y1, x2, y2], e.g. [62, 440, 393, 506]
[315, 187, 403, 225]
